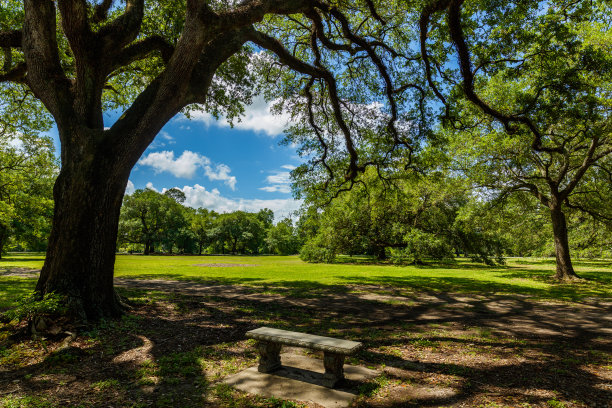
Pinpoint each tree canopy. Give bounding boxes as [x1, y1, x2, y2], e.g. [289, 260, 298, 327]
[1, 0, 611, 320]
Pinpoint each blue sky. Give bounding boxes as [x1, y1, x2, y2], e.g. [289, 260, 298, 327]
[46, 96, 304, 220]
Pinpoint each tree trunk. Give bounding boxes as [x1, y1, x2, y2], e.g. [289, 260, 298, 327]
[35, 150, 129, 322]
[550, 205, 580, 281]
[376, 246, 387, 261]
[144, 240, 150, 255]
[0, 229, 6, 260]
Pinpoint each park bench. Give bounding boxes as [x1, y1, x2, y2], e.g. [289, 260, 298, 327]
[245, 326, 362, 388]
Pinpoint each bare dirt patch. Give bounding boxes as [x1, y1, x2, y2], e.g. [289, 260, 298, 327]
[1, 279, 611, 408]
[192, 263, 260, 267]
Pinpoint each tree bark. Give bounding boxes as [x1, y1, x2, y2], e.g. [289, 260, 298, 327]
[550, 205, 581, 281]
[35, 137, 129, 322]
[0, 232, 5, 260]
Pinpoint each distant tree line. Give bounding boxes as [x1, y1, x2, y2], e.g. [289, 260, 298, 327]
[296, 168, 612, 265]
[117, 188, 300, 255]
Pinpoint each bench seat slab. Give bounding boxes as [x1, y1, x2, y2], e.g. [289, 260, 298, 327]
[246, 327, 362, 355]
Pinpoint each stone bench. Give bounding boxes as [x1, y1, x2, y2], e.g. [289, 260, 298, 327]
[245, 327, 362, 388]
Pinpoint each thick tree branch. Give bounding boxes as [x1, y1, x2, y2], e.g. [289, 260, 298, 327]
[419, 0, 450, 111]
[215, 0, 312, 30]
[307, 10, 357, 55]
[0, 30, 22, 48]
[0, 62, 27, 83]
[110, 35, 175, 72]
[98, 0, 145, 53]
[23, 0, 74, 128]
[58, 0, 91, 46]
[92, 0, 114, 24]
[364, 0, 386, 25]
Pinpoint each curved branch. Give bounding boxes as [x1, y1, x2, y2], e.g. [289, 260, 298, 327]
[0, 30, 22, 48]
[364, 0, 386, 25]
[216, 0, 312, 30]
[110, 35, 174, 72]
[92, 0, 114, 24]
[98, 0, 145, 53]
[445, 0, 562, 154]
[307, 10, 357, 55]
[247, 28, 361, 179]
[23, 0, 74, 125]
[419, 0, 450, 110]
[327, 7, 404, 149]
[0, 62, 27, 83]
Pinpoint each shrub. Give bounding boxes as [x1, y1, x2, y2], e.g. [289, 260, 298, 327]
[2, 292, 66, 323]
[299, 238, 336, 263]
[390, 229, 454, 265]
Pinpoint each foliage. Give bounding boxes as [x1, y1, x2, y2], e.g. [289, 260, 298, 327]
[2, 292, 65, 323]
[118, 189, 293, 256]
[265, 218, 300, 255]
[299, 236, 337, 263]
[0, 134, 57, 256]
[298, 168, 507, 265]
[118, 189, 190, 254]
[390, 229, 454, 265]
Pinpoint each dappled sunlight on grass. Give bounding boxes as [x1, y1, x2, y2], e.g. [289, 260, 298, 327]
[0, 278, 36, 310]
[1, 254, 611, 303]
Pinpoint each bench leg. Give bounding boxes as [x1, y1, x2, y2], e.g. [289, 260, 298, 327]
[322, 352, 345, 388]
[256, 341, 282, 373]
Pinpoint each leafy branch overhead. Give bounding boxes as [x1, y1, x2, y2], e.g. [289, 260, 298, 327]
[0, 0, 424, 192]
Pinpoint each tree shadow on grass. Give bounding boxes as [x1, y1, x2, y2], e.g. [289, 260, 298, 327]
[116, 275, 353, 299]
[0, 257, 44, 263]
[1, 282, 610, 407]
[0, 278, 36, 310]
[514, 258, 612, 268]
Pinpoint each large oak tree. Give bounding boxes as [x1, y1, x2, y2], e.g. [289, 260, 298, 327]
[0, 0, 418, 321]
[419, 0, 612, 280]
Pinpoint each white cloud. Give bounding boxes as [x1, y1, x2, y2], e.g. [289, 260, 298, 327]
[146, 182, 158, 191]
[265, 172, 291, 185]
[138, 150, 237, 190]
[179, 184, 302, 219]
[139, 150, 208, 178]
[204, 164, 237, 190]
[182, 95, 291, 137]
[259, 185, 291, 193]
[259, 167, 294, 194]
[159, 131, 173, 141]
[125, 180, 135, 195]
[281, 164, 296, 170]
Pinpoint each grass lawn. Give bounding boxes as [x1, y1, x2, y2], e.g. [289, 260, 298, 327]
[1, 254, 611, 308]
[0, 254, 610, 408]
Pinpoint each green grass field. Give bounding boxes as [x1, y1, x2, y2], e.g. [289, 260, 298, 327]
[1, 254, 611, 408]
[1, 254, 610, 310]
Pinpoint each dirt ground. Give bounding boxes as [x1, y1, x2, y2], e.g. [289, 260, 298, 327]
[0, 276, 610, 408]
